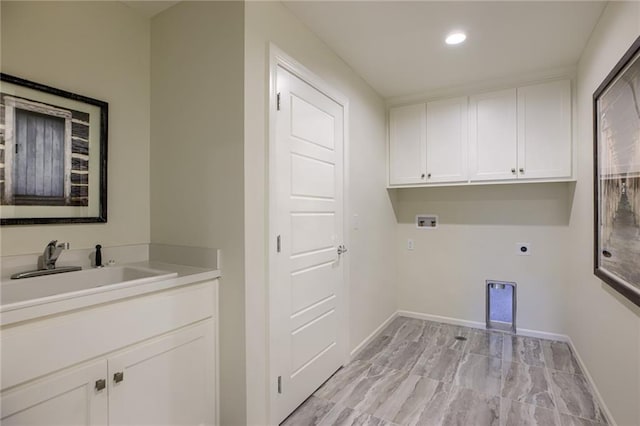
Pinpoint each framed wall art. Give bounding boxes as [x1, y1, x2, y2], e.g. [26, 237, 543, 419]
[593, 36, 640, 307]
[0, 73, 108, 225]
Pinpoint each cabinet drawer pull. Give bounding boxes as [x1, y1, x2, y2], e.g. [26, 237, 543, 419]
[114, 372, 124, 383]
[95, 379, 106, 391]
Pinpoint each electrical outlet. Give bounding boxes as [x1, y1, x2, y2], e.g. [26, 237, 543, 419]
[407, 239, 414, 250]
[517, 243, 531, 256]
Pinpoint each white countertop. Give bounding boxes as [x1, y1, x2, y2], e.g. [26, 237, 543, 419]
[0, 261, 220, 327]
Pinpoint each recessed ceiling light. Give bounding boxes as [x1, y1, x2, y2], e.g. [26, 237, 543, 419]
[446, 32, 466, 45]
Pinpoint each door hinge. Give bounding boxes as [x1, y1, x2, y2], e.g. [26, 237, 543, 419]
[277, 92, 281, 111]
[277, 376, 282, 394]
[277, 235, 281, 253]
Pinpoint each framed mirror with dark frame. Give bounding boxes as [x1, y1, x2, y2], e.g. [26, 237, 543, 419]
[0, 73, 108, 225]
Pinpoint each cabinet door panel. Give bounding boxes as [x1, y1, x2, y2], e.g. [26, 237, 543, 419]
[389, 104, 427, 185]
[517, 80, 572, 179]
[1, 360, 107, 426]
[426, 97, 468, 183]
[469, 89, 517, 181]
[108, 321, 216, 426]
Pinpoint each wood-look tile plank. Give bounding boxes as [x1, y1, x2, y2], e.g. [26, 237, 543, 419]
[542, 341, 582, 375]
[354, 335, 393, 363]
[466, 330, 504, 359]
[503, 335, 545, 367]
[410, 345, 464, 383]
[318, 404, 397, 426]
[427, 324, 472, 351]
[375, 340, 429, 372]
[314, 360, 373, 402]
[411, 385, 500, 426]
[500, 399, 559, 426]
[281, 395, 334, 426]
[373, 374, 448, 425]
[501, 361, 555, 409]
[454, 352, 502, 396]
[340, 365, 409, 415]
[558, 413, 608, 426]
[549, 371, 607, 423]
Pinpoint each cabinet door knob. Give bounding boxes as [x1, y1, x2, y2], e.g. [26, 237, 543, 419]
[519, 168, 525, 174]
[421, 173, 425, 179]
[427, 173, 432, 179]
[95, 379, 106, 391]
[511, 168, 516, 174]
[113, 372, 124, 383]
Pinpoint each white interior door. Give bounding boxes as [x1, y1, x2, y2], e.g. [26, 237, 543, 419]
[273, 65, 346, 423]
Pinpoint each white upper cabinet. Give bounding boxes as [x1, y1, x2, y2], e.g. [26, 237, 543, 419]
[468, 89, 518, 181]
[389, 103, 427, 185]
[517, 80, 572, 179]
[426, 97, 468, 183]
[388, 78, 573, 187]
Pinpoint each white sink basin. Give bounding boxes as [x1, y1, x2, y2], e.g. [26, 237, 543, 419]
[1, 266, 177, 306]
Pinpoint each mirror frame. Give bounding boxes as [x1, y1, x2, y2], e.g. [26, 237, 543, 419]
[0, 73, 108, 225]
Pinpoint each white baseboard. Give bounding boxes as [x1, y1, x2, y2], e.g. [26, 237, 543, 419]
[398, 310, 487, 331]
[566, 337, 616, 426]
[397, 310, 568, 342]
[349, 311, 398, 359]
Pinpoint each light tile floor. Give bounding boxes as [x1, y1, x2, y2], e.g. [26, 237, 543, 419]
[282, 317, 608, 426]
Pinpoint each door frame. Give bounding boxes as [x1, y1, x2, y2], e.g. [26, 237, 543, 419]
[267, 43, 351, 425]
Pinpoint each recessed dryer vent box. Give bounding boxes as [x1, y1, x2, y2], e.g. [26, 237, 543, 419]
[416, 214, 438, 229]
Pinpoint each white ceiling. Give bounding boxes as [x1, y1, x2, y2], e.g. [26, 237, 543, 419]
[283, 1, 607, 99]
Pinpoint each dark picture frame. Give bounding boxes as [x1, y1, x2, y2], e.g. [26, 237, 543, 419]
[593, 36, 640, 307]
[0, 73, 108, 225]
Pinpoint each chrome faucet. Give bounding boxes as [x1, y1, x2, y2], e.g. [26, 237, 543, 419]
[42, 240, 70, 270]
[10, 240, 81, 279]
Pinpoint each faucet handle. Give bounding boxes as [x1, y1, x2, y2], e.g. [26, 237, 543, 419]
[47, 240, 58, 247]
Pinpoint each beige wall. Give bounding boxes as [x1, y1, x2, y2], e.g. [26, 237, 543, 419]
[0, 1, 150, 255]
[395, 181, 572, 334]
[150, 2, 245, 425]
[568, 2, 640, 425]
[244, 2, 397, 423]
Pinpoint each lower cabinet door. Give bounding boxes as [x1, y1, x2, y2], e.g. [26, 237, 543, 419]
[1, 359, 108, 426]
[108, 320, 216, 426]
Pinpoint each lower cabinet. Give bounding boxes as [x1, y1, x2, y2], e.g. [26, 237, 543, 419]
[1, 320, 216, 426]
[2, 360, 108, 426]
[109, 321, 216, 426]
